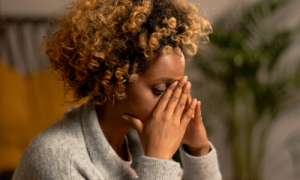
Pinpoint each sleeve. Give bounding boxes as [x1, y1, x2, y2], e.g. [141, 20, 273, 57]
[179, 141, 222, 180]
[136, 156, 182, 180]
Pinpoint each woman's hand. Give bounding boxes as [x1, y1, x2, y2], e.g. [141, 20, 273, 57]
[182, 90, 211, 156]
[122, 77, 197, 160]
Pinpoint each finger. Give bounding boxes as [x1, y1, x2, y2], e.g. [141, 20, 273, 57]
[154, 80, 178, 114]
[195, 101, 203, 124]
[173, 81, 191, 119]
[183, 76, 190, 111]
[122, 114, 144, 134]
[185, 93, 192, 111]
[182, 93, 192, 120]
[185, 93, 194, 119]
[165, 77, 187, 113]
[181, 99, 197, 127]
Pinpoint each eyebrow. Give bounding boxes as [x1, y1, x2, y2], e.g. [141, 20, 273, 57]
[154, 77, 177, 82]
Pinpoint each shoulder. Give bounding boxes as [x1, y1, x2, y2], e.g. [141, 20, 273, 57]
[29, 103, 84, 152]
[13, 103, 87, 179]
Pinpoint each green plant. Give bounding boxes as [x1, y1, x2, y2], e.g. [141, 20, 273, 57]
[192, 0, 300, 179]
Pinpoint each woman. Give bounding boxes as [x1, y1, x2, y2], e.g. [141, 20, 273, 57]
[13, 0, 222, 179]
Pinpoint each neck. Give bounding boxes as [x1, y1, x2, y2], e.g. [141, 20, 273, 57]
[96, 100, 131, 160]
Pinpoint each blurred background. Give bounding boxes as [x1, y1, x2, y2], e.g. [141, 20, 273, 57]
[0, 0, 300, 180]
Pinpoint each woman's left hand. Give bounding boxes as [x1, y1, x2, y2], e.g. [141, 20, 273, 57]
[181, 93, 211, 157]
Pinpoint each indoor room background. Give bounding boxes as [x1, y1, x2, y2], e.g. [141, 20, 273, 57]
[1, 0, 300, 179]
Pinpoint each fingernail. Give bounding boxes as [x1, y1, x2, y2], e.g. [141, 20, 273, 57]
[122, 115, 128, 120]
[185, 82, 191, 89]
[192, 99, 197, 105]
[180, 77, 187, 83]
[183, 76, 188, 80]
[172, 81, 178, 87]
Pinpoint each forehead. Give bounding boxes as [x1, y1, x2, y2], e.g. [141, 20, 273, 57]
[140, 47, 185, 83]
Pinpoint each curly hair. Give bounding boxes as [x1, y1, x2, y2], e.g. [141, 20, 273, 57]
[43, 0, 212, 105]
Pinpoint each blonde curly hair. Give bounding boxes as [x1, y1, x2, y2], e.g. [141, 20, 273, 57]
[44, 0, 212, 105]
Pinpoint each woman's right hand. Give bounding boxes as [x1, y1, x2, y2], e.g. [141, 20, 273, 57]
[122, 77, 197, 160]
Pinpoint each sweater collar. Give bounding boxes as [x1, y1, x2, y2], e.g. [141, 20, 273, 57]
[80, 99, 142, 179]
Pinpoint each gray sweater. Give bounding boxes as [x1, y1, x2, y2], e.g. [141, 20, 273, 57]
[12, 99, 222, 180]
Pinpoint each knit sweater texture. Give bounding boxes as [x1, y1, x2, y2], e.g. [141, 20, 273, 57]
[12, 99, 222, 180]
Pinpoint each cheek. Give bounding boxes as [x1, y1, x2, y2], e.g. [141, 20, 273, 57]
[128, 90, 159, 121]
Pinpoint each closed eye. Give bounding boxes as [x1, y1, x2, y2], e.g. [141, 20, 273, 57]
[152, 88, 166, 96]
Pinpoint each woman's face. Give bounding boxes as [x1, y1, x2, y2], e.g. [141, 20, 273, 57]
[116, 46, 185, 123]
